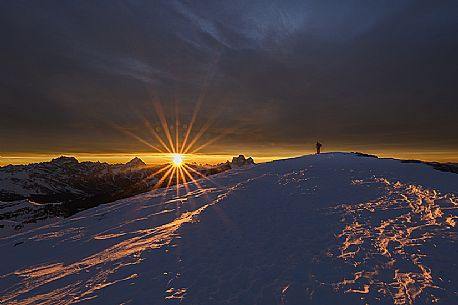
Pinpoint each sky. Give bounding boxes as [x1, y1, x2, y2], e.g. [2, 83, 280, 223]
[1, 0, 457, 165]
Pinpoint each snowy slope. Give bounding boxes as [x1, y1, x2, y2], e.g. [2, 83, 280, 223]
[0, 153, 457, 305]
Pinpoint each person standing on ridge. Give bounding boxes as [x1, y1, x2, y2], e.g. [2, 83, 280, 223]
[316, 141, 322, 154]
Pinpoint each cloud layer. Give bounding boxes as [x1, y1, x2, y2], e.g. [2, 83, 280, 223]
[1, 0, 457, 154]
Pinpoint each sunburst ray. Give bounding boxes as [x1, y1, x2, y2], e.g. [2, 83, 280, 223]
[112, 49, 232, 199]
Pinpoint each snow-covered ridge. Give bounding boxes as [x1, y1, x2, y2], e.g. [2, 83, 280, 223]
[353, 152, 458, 174]
[0, 152, 456, 304]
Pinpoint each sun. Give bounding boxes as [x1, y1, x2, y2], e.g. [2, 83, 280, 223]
[171, 154, 183, 167]
[116, 98, 230, 196]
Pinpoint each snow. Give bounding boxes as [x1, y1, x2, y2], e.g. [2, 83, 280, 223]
[0, 200, 62, 238]
[0, 152, 457, 304]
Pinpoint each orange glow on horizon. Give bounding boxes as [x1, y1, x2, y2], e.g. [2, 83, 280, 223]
[2, 150, 458, 168]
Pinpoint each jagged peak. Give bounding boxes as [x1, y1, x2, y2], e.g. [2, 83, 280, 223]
[125, 157, 146, 167]
[230, 154, 255, 168]
[50, 156, 79, 165]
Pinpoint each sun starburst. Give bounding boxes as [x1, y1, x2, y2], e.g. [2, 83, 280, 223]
[171, 154, 183, 167]
[110, 49, 238, 197]
[113, 98, 236, 199]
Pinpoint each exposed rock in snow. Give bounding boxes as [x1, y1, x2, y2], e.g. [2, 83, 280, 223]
[0, 152, 456, 304]
[0, 200, 59, 237]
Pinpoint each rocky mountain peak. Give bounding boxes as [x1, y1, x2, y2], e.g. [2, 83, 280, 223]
[230, 155, 255, 168]
[50, 156, 79, 165]
[125, 157, 146, 167]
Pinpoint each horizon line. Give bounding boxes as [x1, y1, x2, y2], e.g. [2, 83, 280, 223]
[1, 150, 457, 167]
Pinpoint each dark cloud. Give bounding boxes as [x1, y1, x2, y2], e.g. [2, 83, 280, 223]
[1, 0, 457, 155]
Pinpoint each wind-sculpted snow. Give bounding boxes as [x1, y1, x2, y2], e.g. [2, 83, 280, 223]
[0, 169, 247, 304]
[328, 178, 458, 305]
[0, 153, 457, 304]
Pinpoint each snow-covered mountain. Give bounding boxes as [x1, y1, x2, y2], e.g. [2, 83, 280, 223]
[0, 156, 155, 200]
[0, 156, 233, 236]
[0, 153, 457, 304]
[0, 157, 163, 236]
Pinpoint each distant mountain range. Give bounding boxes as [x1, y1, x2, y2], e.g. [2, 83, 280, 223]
[0, 156, 160, 210]
[0, 156, 234, 236]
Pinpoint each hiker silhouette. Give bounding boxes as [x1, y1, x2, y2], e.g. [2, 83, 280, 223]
[316, 142, 322, 154]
